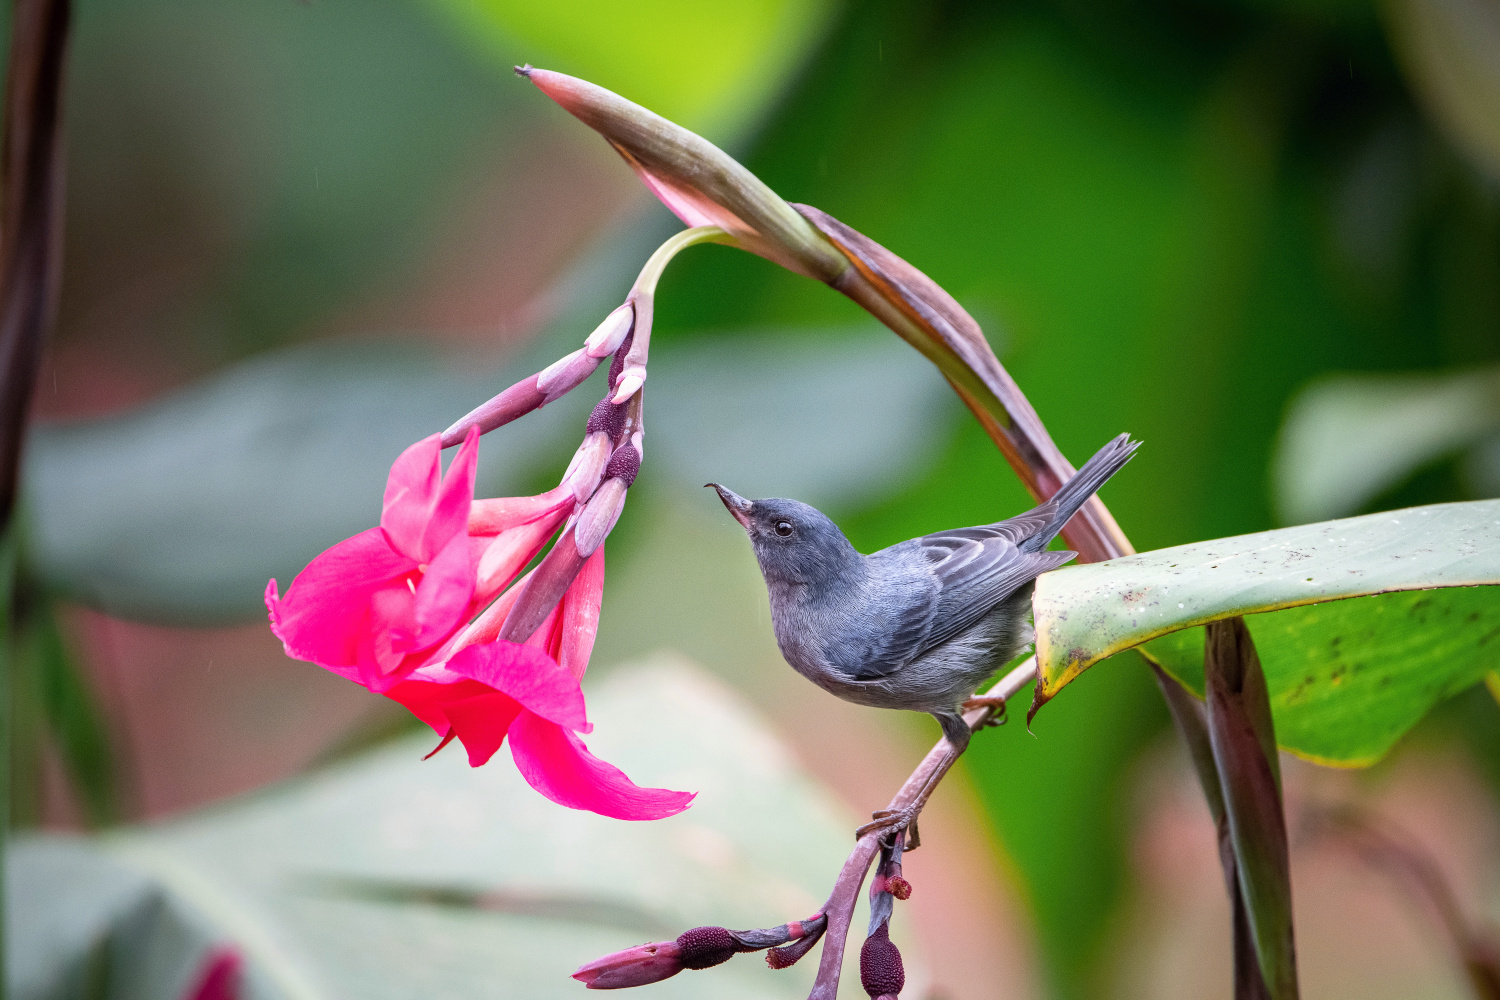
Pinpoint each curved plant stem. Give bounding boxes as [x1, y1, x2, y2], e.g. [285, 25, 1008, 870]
[806, 657, 1037, 999]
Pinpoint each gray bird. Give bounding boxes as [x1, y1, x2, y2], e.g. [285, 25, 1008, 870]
[708, 433, 1138, 754]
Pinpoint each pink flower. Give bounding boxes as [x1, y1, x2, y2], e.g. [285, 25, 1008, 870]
[267, 426, 692, 821]
[386, 550, 693, 821]
[265, 428, 485, 692]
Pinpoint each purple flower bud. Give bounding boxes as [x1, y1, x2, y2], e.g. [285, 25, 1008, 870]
[610, 370, 645, 404]
[860, 923, 904, 999]
[675, 927, 739, 971]
[535, 348, 603, 401]
[572, 941, 683, 990]
[573, 478, 626, 557]
[764, 914, 828, 969]
[603, 444, 641, 488]
[497, 526, 589, 643]
[440, 376, 545, 447]
[584, 303, 634, 359]
[562, 432, 612, 502]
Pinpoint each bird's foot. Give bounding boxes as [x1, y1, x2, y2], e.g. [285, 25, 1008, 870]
[857, 807, 921, 850]
[962, 694, 1008, 729]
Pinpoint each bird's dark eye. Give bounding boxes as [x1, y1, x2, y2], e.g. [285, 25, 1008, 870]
[774, 520, 793, 537]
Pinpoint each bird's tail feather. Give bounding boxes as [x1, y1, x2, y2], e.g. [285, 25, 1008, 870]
[1023, 433, 1139, 553]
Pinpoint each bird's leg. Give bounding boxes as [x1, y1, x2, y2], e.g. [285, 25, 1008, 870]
[855, 713, 970, 848]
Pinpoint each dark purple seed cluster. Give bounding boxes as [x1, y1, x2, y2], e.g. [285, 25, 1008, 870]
[859, 924, 904, 999]
[607, 331, 634, 387]
[586, 397, 625, 439]
[675, 926, 739, 970]
[604, 444, 641, 487]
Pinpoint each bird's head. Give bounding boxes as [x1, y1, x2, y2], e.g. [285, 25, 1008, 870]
[706, 484, 860, 588]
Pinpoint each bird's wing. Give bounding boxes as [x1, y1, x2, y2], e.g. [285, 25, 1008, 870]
[943, 509, 1052, 548]
[916, 530, 1076, 652]
[823, 533, 1074, 680]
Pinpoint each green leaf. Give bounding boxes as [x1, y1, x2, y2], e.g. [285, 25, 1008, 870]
[1034, 499, 1500, 763]
[1142, 586, 1500, 765]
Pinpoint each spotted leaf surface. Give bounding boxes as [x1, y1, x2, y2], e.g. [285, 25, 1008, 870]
[1033, 500, 1500, 763]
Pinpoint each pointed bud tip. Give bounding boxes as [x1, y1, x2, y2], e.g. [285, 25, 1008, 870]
[571, 941, 682, 989]
[514, 64, 532, 78]
[610, 372, 644, 404]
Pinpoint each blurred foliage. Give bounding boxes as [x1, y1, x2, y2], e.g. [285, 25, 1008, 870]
[7, 662, 877, 1000]
[1275, 364, 1500, 523]
[4, 0, 1499, 997]
[59, 0, 531, 365]
[5, 587, 115, 829]
[425, 0, 839, 135]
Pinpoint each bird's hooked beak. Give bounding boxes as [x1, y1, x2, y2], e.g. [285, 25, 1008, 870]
[705, 483, 753, 530]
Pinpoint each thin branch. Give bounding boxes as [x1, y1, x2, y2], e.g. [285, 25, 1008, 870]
[0, 0, 69, 530]
[806, 657, 1037, 998]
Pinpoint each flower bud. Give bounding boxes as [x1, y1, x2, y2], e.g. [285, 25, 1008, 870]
[574, 477, 626, 557]
[440, 375, 545, 447]
[584, 303, 634, 358]
[610, 370, 645, 404]
[518, 66, 847, 283]
[535, 348, 603, 400]
[561, 432, 612, 502]
[859, 923, 905, 999]
[764, 914, 828, 969]
[572, 941, 682, 990]
[497, 526, 588, 644]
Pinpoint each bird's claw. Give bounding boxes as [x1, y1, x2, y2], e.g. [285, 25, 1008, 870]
[962, 694, 1008, 729]
[857, 808, 921, 850]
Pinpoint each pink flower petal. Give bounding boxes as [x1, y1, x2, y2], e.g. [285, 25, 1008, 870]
[473, 510, 569, 603]
[180, 947, 241, 1000]
[381, 428, 479, 562]
[385, 677, 525, 766]
[508, 712, 695, 821]
[384, 676, 490, 731]
[444, 692, 524, 766]
[435, 567, 535, 664]
[444, 641, 588, 733]
[396, 530, 474, 653]
[558, 548, 605, 680]
[266, 529, 410, 669]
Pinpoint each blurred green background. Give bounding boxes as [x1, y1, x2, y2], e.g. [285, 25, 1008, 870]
[7, 0, 1500, 998]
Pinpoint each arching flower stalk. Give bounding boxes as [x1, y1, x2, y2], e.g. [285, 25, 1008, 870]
[524, 67, 1142, 997]
[267, 225, 733, 821]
